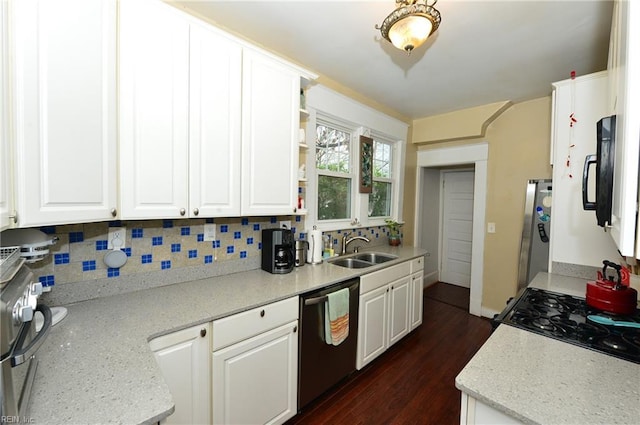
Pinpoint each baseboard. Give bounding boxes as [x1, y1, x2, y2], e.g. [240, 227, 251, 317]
[481, 306, 499, 319]
[423, 271, 439, 287]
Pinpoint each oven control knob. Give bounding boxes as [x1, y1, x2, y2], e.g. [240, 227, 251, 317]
[13, 302, 34, 324]
[30, 281, 43, 297]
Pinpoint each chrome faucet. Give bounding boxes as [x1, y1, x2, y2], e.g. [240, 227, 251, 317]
[341, 232, 370, 255]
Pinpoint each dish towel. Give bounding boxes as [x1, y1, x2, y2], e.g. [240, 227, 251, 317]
[325, 288, 349, 346]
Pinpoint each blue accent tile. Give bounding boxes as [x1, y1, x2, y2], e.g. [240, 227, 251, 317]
[107, 268, 120, 278]
[241, 218, 249, 225]
[39, 275, 55, 287]
[270, 217, 277, 223]
[234, 231, 241, 239]
[188, 250, 197, 259]
[163, 220, 174, 228]
[298, 187, 303, 193]
[206, 218, 214, 223]
[295, 216, 302, 222]
[54, 253, 70, 265]
[96, 240, 108, 251]
[226, 246, 234, 254]
[258, 242, 262, 250]
[142, 254, 152, 264]
[214, 240, 221, 248]
[171, 243, 181, 253]
[132, 228, 143, 238]
[152, 236, 163, 246]
[220, 225, 229, 233]
[240, 251, 247, 259]
[299, 232, 306, 240]
[123, 248, 132, 257]
[204, 255, 213, 264]
[108, 221, 122, 227]
[161, 260, 171, 270]
[69, 232, 84, 243]
[253, 224, 260, 231]
[181, 227, 190, 236]
[40, 226, 56, 234]
[247, 237, 254, 245]
[197, 234, 204, 242]
[82, 260, 96, 271]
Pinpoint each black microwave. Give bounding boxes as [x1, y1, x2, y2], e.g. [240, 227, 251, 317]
[582, 115, 616, 227]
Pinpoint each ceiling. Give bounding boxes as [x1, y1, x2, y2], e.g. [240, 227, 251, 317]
[179, 0, 614, 120]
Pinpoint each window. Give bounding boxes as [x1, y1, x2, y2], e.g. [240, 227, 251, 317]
[315, 121, 354, 220]
[368, 138, 393, 218]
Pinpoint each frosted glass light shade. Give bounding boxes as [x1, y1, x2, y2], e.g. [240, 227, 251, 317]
[388, 15, 433, 52]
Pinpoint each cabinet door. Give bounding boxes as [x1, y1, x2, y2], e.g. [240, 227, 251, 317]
[410, 272, 424, 330]
[189, 23, 242, 218]
[12, 0, 117, 226]
[150, 324, 211, 425]
[388, 276, 410, 347]
[119, 0, 189, 219]
[0, 0, 12, 230]
[212, 321, 298, 425]
[241, 49, 300, 216]
[609, 0, 640, 258]
[357, 285, 389, 370]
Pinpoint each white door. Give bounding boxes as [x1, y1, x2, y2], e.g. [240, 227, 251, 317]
[212, 321, 298, 425]
[12, 0, 117, 226]
[149, 324, 211, 425]
[119, 0, 190, 219]
[441, 171, 475, 288]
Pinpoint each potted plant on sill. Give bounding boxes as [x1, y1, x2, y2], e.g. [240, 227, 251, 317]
[384, 219, 403, 246]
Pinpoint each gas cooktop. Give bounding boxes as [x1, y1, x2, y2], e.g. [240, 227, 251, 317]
[493, 287, 640, 364]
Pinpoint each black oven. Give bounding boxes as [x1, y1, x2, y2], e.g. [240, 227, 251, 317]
[1, 250, 52, 420]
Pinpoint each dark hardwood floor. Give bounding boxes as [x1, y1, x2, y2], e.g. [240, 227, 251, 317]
[287, 289, 492, 425]
[424, 282, 471, 311]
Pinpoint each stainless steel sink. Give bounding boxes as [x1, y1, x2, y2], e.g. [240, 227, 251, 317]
[328, 252, 398, 269]
[352, 252, 397, 264]
[328, 258, 373, 269]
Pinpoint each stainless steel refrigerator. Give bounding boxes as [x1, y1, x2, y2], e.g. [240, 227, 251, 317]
[517, 179, 552, 291]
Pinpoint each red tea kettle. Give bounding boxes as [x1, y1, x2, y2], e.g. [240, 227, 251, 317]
[586, 260, 637, 315]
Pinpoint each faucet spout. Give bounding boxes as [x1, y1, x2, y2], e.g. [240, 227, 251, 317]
[341, 233, 371, 255]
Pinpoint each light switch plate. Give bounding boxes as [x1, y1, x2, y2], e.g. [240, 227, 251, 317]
[487, 222, 496, 233]
[107, 227, 126, 249]
[204, 224, 217, 242]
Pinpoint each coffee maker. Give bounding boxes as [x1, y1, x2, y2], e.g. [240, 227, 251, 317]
[261, 229, 294, 274]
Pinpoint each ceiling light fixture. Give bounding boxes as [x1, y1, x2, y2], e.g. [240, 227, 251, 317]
[376, 0, 442, 54]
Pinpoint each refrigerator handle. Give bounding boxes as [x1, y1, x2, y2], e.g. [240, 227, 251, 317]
[582, 154, 597, 211]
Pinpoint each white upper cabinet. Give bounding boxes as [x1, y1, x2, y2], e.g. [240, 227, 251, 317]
[1, 0, 13, 230]
[119, 0, 190, 219]
[189, 22, 242, 218]
[241, 49, 301, 216]
[607, 0, 640, 258]
[11, 0, 117, 227]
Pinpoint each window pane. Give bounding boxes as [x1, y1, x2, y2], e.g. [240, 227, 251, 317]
[316, 124, 350, 173]
[373, 140, 392, 178]
[318, 175, 351, 220]
[369, 181, 391, 217]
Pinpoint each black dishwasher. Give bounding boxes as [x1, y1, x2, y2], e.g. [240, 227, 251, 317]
[298, 278, 360, 410]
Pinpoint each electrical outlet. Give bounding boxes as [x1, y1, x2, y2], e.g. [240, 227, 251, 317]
[280, 220, 291, 230]
[487, 222, 496, 234]
[204, 223, 217, 242]
[107, 227, 126, 249]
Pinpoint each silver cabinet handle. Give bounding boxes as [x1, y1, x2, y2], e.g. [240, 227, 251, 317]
[260, 309, 265, 318]
[180, 208, 186, 216]
[110, 208, 117, 217]
[193, 208, 199, 216]
[200, 328, 207, 338]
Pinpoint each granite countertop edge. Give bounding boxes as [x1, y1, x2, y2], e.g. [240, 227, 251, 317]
[455, 272, 640, 425]
[30, 246, 427, 425]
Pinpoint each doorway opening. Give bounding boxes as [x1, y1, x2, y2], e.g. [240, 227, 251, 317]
[415, 143, 488, 317]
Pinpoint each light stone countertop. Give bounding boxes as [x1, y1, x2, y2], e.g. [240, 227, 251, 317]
[29, 246, 426, 425]
[455, 272, 640, 424]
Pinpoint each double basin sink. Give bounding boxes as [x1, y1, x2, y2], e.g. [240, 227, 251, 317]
[328, 252, 398, 269]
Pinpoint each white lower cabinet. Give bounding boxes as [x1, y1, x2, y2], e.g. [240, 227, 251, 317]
[149, 323, 212, 425]
[410, 257, 425, 330]
[212, 296, 298, 425]
[357, 259, 424, 370]
[460, 393, 523, 425]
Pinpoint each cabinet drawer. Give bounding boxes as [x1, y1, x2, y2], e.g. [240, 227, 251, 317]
[212, 296, 298, 351]
[360, 261, 411, 294]
[410, 256, 424, 273]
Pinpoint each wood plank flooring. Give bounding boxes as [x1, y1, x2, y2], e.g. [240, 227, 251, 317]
[424, 282, 471, 311]
[286, 290, 492, 425]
